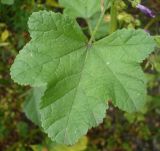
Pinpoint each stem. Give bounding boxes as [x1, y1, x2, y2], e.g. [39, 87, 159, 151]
[144, 16, 160, 30]
[86, 19, 94, 41]
[109, 0, 117, 34]
[0, 42, 9, 47]
[88, 7, 105, 44]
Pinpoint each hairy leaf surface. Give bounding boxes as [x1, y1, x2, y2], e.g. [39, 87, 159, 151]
[10, 11, 155, 145]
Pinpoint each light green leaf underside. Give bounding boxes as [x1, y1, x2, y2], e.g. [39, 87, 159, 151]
[59, 0, 107, 18]
[23, 87, 46, 126]
[10, 11, 155, 145]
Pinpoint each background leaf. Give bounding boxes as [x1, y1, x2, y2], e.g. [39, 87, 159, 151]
[23, 87, 46, 126]
[59, 0, 109, 18]
[88, 13, 109, 39]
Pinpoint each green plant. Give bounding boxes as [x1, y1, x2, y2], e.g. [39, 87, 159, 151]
[10, 0, 156, 145]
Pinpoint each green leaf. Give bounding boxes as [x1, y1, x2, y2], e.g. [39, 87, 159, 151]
[1, 0, 14, 5]
[23, 87, 46, 126]
[59, 0, 108, 18]
[10, 11, 155, 145]
[11, 11, 87, 86]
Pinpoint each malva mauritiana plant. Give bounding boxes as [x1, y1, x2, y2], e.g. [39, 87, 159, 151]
[10, 0, 156, 145]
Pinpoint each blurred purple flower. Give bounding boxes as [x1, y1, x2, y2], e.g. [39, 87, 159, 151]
[136, 4, 155, 18]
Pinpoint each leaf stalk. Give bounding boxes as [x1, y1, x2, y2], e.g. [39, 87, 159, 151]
[88, 0, 105, 45]
[109, 0, 117, 34]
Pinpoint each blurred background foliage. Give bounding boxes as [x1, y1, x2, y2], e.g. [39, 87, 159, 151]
[0, 0, 160, 151]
